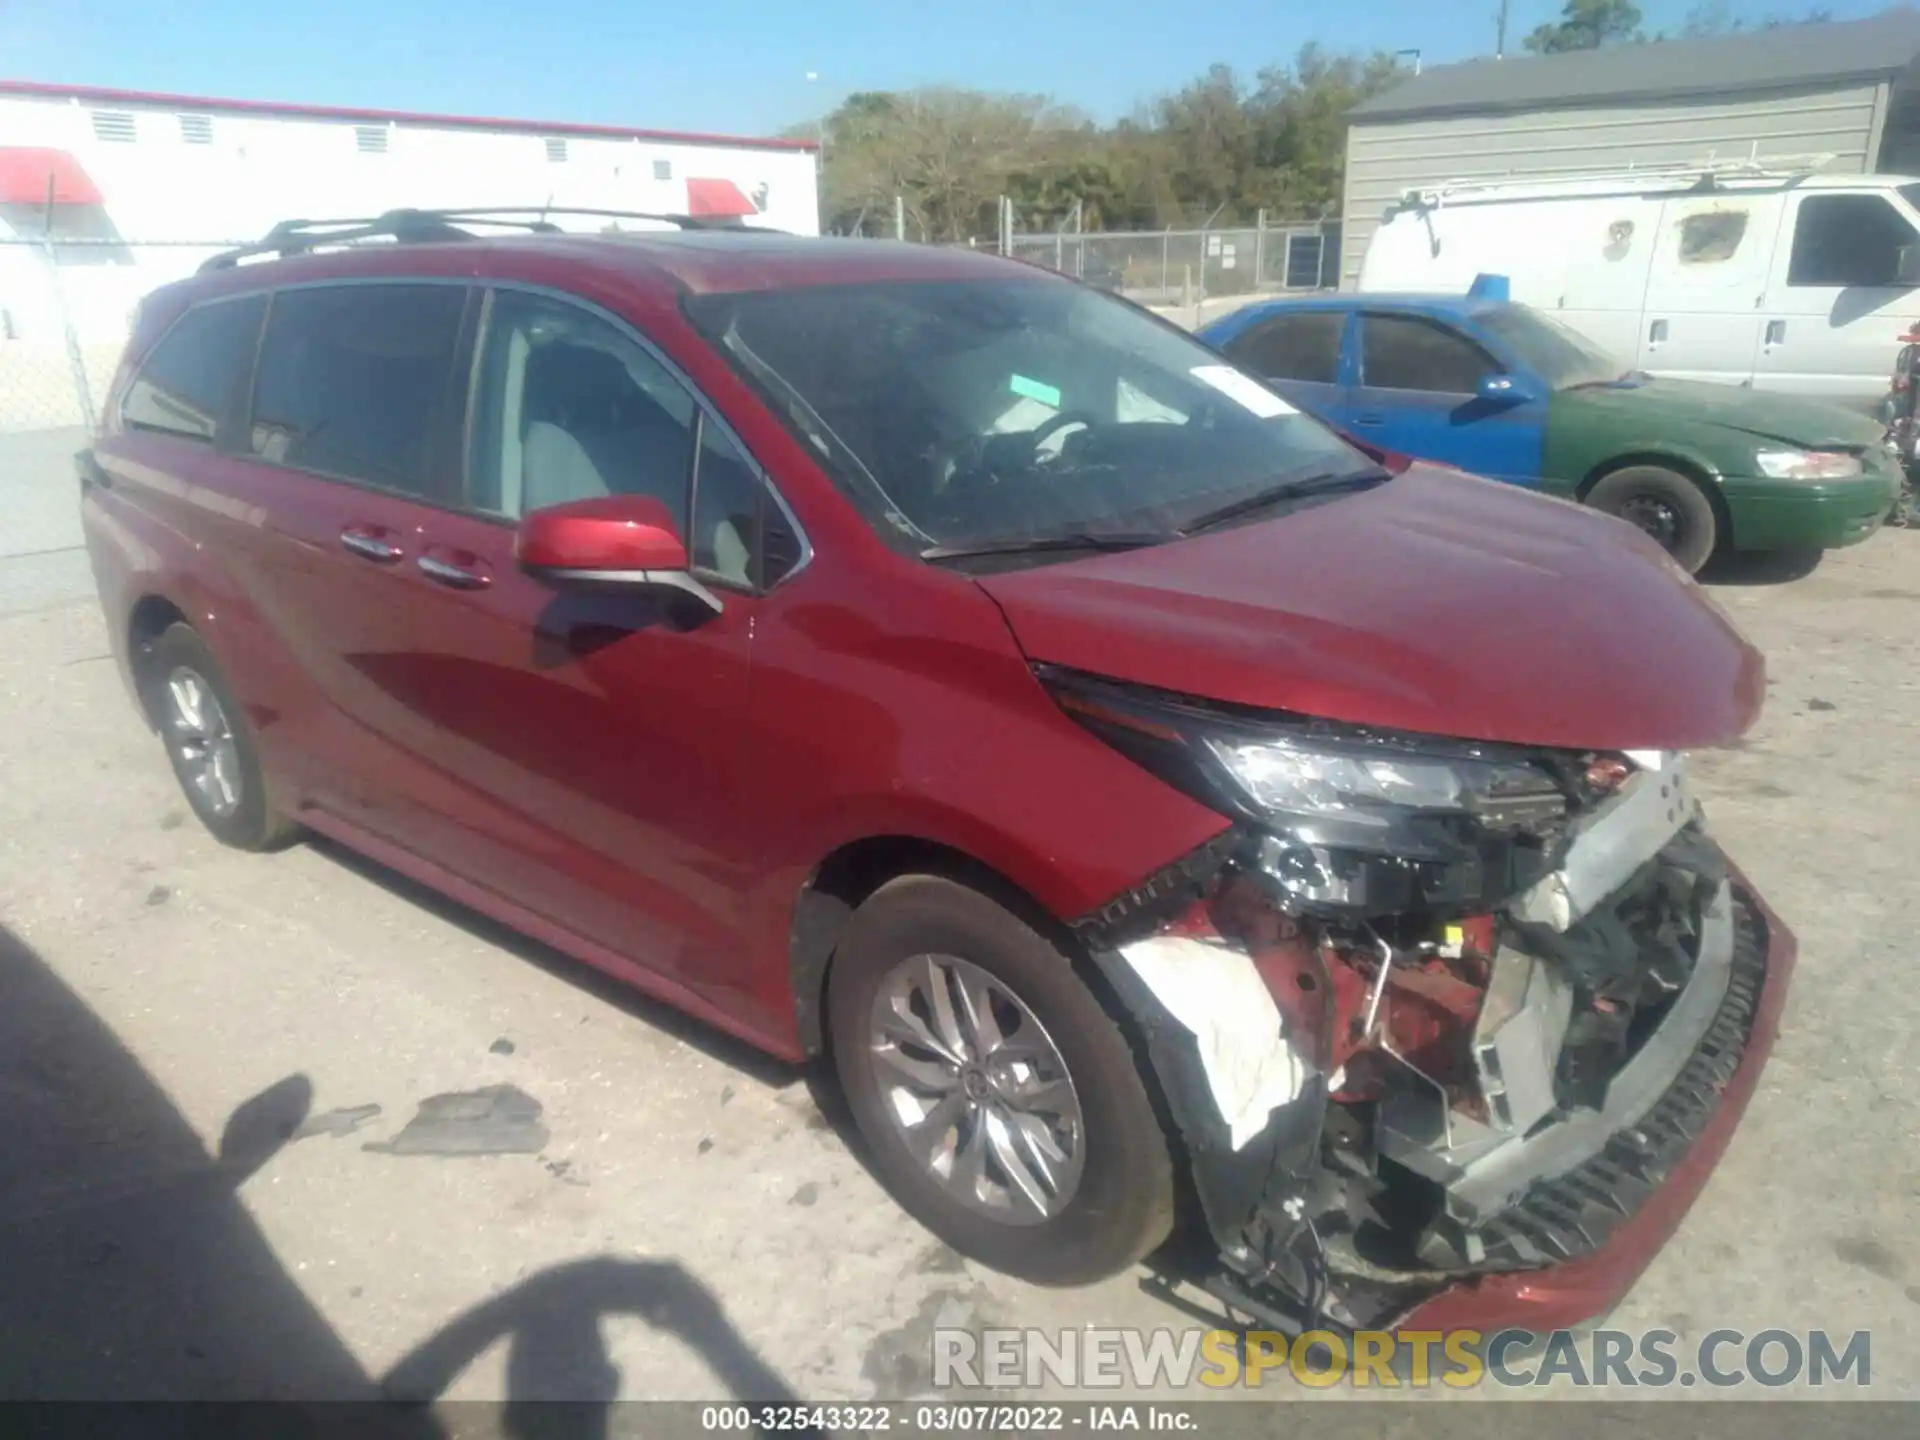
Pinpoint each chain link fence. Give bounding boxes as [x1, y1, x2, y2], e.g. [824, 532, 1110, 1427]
[1, 237, 258, 435]
[1007, 220, 1340, 303]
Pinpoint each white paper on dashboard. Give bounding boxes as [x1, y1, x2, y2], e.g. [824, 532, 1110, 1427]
[1189, 365, 1297, 418]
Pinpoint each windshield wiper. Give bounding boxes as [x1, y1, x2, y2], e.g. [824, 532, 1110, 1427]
[1179, 465, 1391, 536]
[920, 530, 1172, 563]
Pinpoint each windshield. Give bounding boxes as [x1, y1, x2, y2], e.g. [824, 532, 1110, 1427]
[683, 278, 1369, 553]
[1474, 305, 1624, 391]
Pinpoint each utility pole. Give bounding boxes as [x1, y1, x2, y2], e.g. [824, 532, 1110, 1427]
[1496, 0, 1511, 57]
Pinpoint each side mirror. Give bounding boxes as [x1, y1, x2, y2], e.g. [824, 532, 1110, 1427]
[1476, 372, 1538, 406]
[1897, 244, 1920, 288]
[515, 496, 722, 615]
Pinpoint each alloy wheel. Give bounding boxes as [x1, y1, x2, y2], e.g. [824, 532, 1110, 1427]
[163, 666, 242, 818]
[866, 953, 1086, 1225]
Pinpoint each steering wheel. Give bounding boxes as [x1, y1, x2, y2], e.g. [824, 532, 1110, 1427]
[1026, 409, 1099, 462]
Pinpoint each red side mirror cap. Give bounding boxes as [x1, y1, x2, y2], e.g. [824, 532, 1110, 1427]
[515, 496, 689, 574]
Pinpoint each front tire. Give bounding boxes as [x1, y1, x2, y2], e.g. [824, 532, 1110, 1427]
[144, 623, 299, 851]
[826, 875, 1175, 1286]
[1585, 464, 1719, 574]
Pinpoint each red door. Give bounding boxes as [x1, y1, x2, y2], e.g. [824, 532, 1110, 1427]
[262, 282, 790, 1020]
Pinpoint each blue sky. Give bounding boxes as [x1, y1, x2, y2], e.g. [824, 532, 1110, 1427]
[2, 0, 1893, 140]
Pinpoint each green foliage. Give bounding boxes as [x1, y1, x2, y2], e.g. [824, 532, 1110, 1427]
[805, 44, 1403, 241]
[1523, 0, 1645, 52]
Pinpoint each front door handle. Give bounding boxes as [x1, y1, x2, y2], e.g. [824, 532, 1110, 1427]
[340, 527, 404, 563]
[1764, 319, 1787, 347]
[417, 552, 491, 590]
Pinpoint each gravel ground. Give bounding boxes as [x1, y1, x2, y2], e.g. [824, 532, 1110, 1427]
[0, 502, 1914, 1408]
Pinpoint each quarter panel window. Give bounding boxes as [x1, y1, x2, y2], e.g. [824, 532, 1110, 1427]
[1360, 314, 1496, 394]
[1224, 311, 1344, 384]
[1787, 195, 1919, 288]
[120, 295, 266, 444]
[248, 285, 467, 497]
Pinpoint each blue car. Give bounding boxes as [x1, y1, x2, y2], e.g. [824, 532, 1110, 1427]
[1197, 285, 1897, 571]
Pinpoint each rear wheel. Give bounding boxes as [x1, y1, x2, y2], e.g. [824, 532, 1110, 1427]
[826, 875, 1175, 1286]
[1585, 464, 1719, 574]
[145, 623, 299, 851]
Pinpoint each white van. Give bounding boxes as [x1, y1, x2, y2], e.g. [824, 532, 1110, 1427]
[1357, 157, 1920, 408]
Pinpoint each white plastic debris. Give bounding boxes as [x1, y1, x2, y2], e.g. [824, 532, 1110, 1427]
[1116, 933, 1308, 1150]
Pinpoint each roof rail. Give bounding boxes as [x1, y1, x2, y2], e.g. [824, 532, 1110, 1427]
[1399, 150, 1842, 209]
[197, 206, 758, 272]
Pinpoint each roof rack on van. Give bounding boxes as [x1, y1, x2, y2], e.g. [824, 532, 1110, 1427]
[197, 206, 756, 272]
[1396, 150, 1842, 212]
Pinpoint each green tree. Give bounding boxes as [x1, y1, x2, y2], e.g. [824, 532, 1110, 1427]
[1524, 0, 1645, 52]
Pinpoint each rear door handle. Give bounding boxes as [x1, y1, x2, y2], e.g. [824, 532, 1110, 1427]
[1764, 319, 1787, 347]
[339, 526, 405, 563]
[417, 551, 491, 590]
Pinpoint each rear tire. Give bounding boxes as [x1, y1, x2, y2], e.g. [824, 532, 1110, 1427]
[1585, 465, 1719, 574]
[826, 875, 1175, 1286]
[144, 623, 299, 852]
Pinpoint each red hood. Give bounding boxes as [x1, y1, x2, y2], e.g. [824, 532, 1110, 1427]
[977, 465, 1764, 752]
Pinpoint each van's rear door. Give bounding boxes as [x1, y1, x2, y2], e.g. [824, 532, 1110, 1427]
[1637, 192, 1781, 386]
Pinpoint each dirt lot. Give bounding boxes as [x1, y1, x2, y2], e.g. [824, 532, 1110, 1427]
[0, 525, 1915, 1407]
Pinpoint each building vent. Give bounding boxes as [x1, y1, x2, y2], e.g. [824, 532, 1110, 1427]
[355, 125, 390, 154]
[178, 114, 215, 145]
[90, 110, 138, 143]
[545, 137, 569, 163]
[653, 158, 672, 181]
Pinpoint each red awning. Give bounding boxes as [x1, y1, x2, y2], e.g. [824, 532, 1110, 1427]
[685, 177, 757, 218]
[0, 148, 104, 206]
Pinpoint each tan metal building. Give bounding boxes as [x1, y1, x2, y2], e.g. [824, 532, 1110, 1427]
[1339, 8, 1920, 288]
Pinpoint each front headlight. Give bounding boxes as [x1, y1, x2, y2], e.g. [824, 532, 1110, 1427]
[1754, 448, 1863, 480]
[1041, 666, 1577, 917]
[1202, 733, 1561, 835]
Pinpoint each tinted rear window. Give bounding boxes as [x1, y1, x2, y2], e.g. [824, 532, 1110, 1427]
[248, 284, 469, 497]
[120, 295, 266, 445]
[1224, 311, 1344, 384]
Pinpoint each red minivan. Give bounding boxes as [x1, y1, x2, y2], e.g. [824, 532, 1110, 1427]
[82, 210, 1794, 1339]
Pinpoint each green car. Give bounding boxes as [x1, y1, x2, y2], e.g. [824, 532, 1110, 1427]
[1202, 293, 1902, 573]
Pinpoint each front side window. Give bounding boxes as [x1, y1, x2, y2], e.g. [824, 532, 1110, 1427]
[1788, 194, 1919, 287]
[469, 290, 695, 528]
[470, 290, 797, 588]
[1359, 314, 1496, 394]
[684, 278, 1364, 555]
[1472, 305, 1623, 391]
[120, 294, 266, 444]
[1223, 311, 1344, 384]
[248, 284, 468, 497]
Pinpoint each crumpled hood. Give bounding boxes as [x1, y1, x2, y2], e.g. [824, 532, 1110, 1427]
[1571, 377, 1886, 450]
[979, 464, 1764, 752]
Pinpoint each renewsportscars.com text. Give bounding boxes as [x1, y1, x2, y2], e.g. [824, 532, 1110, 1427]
[933, 1327, 1873, 1390]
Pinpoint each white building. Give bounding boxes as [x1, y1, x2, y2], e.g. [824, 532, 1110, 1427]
[0, 79, 821, 355]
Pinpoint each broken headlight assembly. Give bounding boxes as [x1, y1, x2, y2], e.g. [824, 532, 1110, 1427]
[1040, 665, 1581, 918]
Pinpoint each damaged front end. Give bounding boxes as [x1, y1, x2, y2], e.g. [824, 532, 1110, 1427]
[1045, 666, 1772, 1334]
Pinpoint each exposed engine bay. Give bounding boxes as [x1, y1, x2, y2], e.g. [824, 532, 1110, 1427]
[1045, 666, 1767, 1334]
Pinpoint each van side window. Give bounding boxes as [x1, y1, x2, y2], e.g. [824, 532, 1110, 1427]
[469, 290, 697, 532]
[248, 285, 468, 498]
[1224, 312, 1343, 384]
[120, 296, 266, 445]
[1788, 195, 1919, 288]
[471, 289, 800, 588]
[1678, 210, 1746, 265]
[1360, 314, 1495, 394]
